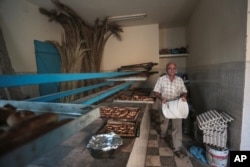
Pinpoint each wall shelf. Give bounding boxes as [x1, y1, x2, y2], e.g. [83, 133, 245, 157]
[159, 54, 188, 58]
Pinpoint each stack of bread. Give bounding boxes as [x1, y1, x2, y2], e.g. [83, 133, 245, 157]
[99, 105, 141, 137]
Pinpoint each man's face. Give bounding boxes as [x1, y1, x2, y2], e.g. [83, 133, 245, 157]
[166, 63, 177, 77]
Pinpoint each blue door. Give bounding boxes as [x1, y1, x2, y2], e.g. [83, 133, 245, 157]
[34, 40, 61, 98]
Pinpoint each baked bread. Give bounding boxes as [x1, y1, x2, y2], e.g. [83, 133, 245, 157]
[7, 110, 35, 127]
[0, 104, 16, 124]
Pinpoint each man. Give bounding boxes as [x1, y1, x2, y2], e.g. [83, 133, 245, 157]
[153, 62, 187, 158]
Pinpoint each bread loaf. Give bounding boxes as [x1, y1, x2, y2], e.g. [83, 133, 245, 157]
[7, 110, 35, 127]
[0, 104, 16, 124]
[0, 113, 68, 155]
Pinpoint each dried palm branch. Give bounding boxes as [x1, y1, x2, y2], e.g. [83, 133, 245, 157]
[39, 0, 123, 102]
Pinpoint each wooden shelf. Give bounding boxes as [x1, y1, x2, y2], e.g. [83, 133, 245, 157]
[159, 54, 188, 58]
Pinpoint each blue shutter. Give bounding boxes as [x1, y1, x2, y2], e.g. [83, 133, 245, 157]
[34, 40, 61, 98]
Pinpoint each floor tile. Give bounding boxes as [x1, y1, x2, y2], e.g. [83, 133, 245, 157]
[150, 129, 158, 135]
[148, 134, 158, 140]
[158, 138, 170, 148]
[145, 155, 161, 166]
[148, 140, 159, 147]
[146, 147, 159, 155]
[159, 147, 173, 156]
[160, 156, 176, 167]
[174, 156, 193, 167]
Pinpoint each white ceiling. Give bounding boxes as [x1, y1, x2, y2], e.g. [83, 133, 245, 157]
[28, 0, 199, 28]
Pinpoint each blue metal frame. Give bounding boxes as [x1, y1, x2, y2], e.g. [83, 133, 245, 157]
[0, 72, 138, 87]
[0, 72, 139, 105]
[26, 81, 114, 102]
[77, 81, 134, 105]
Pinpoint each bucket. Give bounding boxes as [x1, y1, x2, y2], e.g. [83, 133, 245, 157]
[206, 145, 229, 167]
[162, 99, 189, 119]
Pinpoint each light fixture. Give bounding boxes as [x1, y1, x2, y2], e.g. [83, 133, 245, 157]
[107, 13, 147, 22]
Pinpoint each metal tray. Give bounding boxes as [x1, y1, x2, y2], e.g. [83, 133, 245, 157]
[0, 100, 99, 167]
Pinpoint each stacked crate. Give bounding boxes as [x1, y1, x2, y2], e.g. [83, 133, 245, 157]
[99, 104, 143, 137]
[98, 87, 154, 137]
[196, 110, 233, 148]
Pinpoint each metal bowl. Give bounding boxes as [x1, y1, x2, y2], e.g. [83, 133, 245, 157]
[87, 132, 123, 159]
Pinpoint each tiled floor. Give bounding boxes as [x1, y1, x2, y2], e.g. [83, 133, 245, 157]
[145, 110, 210, 167]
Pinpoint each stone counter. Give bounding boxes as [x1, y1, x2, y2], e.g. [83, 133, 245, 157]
[27, 104, 151, 167]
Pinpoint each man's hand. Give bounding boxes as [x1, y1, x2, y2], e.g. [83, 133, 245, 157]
[180, 96, 187, 102]
[162, 98, 167, 104]
[180, 93, 187, 102]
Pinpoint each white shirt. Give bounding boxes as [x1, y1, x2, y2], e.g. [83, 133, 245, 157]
[153, 75, 187, 100]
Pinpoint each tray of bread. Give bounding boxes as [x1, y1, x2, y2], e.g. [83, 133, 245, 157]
[99, 106, 141, 122]
[101, 120, 138, 137]
[113, 91, 155, 104]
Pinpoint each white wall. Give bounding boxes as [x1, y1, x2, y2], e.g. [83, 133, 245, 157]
[159, 27, 186, 50]
[102, 24, 159, 71]
[241, 0, 250, 150]
[102, 24, 160, 88]
[247, 1, 250, 62]
[158, 27, 187, 74]
[0, 0, 62, 73]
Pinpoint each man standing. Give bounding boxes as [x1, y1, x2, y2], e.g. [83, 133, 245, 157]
[153, 62, 187, 158]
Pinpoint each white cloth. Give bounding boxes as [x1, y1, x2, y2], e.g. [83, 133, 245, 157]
[162, 99, 189, 119]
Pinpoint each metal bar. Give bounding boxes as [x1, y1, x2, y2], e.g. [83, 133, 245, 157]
[213, 110, 222, 119]
[0, 72, 139, 88]
[203, 112, 211, 124]
[26, 81, 114, 102]
[75, 81, 134, 105]
[221, 112, 234, 122]
[210, 110, 218, 121]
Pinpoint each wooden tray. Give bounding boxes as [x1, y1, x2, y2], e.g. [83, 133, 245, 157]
[99, 106, 141, 122]
[113, 91, 155, 104]
[98, 120, 138, 137]
[113, 99, 155, 104]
